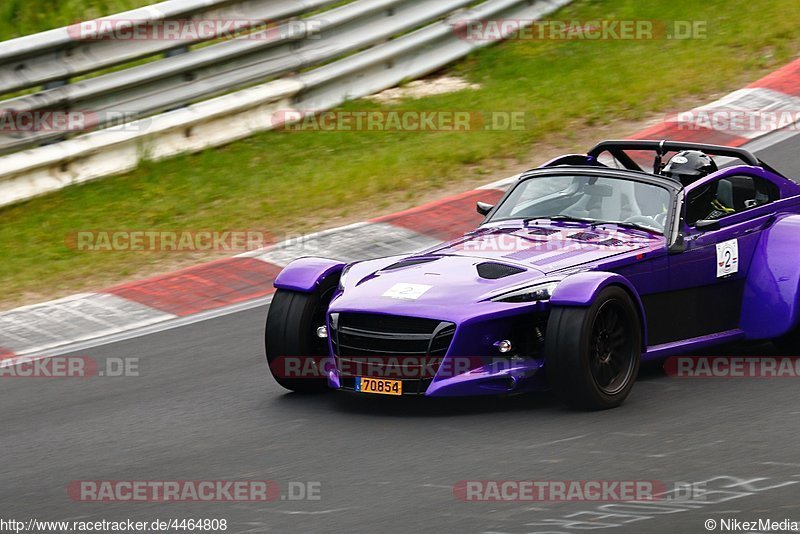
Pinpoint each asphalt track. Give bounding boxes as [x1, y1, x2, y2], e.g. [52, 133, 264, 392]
[3, 134, 800, 533]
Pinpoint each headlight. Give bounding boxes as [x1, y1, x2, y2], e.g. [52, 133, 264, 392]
[490, 281, 560, 303]
[337, 264, 352, 291]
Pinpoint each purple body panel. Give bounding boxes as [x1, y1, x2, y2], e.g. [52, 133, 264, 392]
[550, 271, 649, 348]
[740, 214, 800, 338]
[273, 257, 345, 292]
[425, 359, 547, 397]
[273, 154, 800, 397]
[551, 271, 643, 306]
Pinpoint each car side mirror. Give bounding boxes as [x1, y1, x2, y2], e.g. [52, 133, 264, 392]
[476, 202, 494, 216]
[695, 219, 721, 232]
[668, 232, 686, 254]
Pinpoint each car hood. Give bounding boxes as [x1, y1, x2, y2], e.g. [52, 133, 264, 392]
[423, 223, 659, 274]
[332, 223, 663, 317]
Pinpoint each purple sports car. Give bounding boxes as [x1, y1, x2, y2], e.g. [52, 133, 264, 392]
[265, 140, 800, 409]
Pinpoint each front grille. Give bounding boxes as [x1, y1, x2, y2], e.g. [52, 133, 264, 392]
[330, 313, 456, 394]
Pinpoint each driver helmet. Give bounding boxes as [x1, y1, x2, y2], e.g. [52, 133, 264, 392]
[663, 150, 717, 186]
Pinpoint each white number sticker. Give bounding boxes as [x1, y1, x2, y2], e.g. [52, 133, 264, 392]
[716, 239, 739, 278]
[382, 283, 432, 300]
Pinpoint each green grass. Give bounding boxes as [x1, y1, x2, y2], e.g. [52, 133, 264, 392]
[2, 0, 800, 307]
[0, 0, 155, 40]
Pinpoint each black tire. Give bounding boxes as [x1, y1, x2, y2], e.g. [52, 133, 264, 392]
[265, 277, 337, 393]
[773, 327, 800, 355]
[545, 286, 642, 410]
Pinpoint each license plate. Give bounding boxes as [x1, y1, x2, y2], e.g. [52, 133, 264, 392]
[355, 377, 402, 396]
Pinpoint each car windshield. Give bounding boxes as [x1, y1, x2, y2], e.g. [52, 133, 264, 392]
[489, 174, 673, 233]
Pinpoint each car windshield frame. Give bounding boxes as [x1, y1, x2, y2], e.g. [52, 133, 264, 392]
[486, 168, 682, 241]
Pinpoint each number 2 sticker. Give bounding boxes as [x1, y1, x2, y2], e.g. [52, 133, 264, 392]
[382, 283, 432, 300]
[716, 239, 739, 278]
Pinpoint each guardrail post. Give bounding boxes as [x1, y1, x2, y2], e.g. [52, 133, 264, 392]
[165, 46, 190, 111]
[164, 46, 190, 58]
[43, 79, 68, 90]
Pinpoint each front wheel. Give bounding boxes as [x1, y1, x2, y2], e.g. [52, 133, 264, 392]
[265, 278, 337, 393]
[545, 286, 641, 410]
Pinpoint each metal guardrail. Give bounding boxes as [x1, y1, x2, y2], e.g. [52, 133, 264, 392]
[0, 0, 337, 94]
[0, 0, 572, 207]
[295, 0, 570, 111]
[0, 0, 474, 154]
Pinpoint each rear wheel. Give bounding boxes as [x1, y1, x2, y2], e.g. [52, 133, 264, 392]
[265, 278, 337, 392]
[545, 286, 641, 410]
[773, 326, 800, 355]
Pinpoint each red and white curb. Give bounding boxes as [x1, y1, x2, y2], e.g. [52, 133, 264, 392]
[3, 58, 800, 359]
[632, 60, 800, 145]
[0, 189, 505, 360]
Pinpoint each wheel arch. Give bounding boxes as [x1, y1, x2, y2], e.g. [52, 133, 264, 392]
[550, 271, 648, 350]
[273, 257, 346, 293]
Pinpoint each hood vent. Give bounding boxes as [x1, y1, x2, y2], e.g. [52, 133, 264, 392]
[476, 262, 525, 280]
[568, 231, 600, 242]
[597, 237, 625, 247]
[528, 227, 559, 236]
[382, 257, 438, 271]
